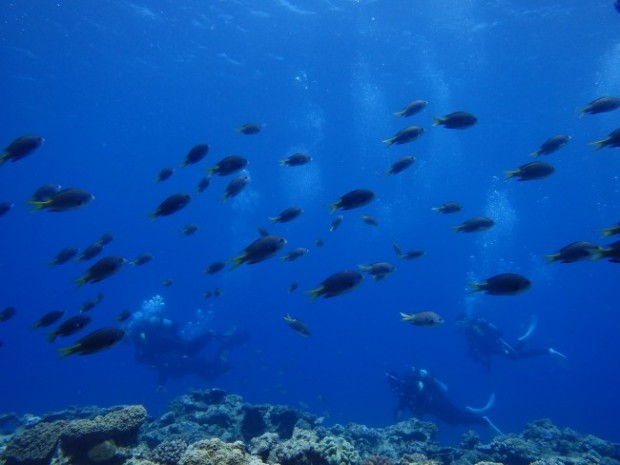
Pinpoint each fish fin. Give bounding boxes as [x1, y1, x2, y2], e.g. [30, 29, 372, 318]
[544, 254, 559, 264]
[279, 159, 288, 166]
[382, 138, 394, 147]
[502, 169, 518, 180]
[74, 276, 88, 288]
[0, 153, 7, 165]
[529, 150, 541, 157]
[451, 225, 463, 233]
[304, 288, 322, 301]
[431, 207, 441, 212]
[148, 211, 158, 221]
[180, 160, 188, 168]
[268, 216, 279, 223]
[400, 312, 414, 322]
[358, 264, 370, 272]
[324, 202, 339, 214]
[57, 345, 77, 359]
[227, 254, 246, 270]
[392, 110, 405, 117]
[590, 139, 608, 150]
[46, 332, 58, 343]
[432, 116, 443, 126]
[283, 314, 293, 322]
[467, 282, 484, 294]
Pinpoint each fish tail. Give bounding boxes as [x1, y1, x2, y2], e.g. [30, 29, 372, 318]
[432, 116, 444, 126]
[304, 288, 322, 301]
[590, 138, 608, 150]
[544, 254, 559, 264]
[502, 169, 518, 180]
[529, 149, 541, 157]
[392, 110, 405, 117]
[467, 282, 483, 294]
[28, 199, 51, 212]
[451, 225, 463, 233]
[74, 276, 88, 288]
[431, 207, 441, 212]
[283, 313, 293, 322]
[227, 254, 245, 270]
[400, 312, 414, 322]
[46, 331, 58, 343]
[324, 202, 340, 214]
[600, 227, 615, 238]
[268, 216, 279, 223]
[148, 211, 158, 221]
[593, 249, 607, 261]
[358, 264, 370, 272]
[279, 159, 288, 166]
[578, 108, 586, 118]
[392, 240, 403, 256]
[381, 137, 394, 147]
[0, 153, 7, 165]
[57, 345, 77, 359]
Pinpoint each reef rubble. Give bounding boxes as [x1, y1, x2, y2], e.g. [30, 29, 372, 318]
[0, 389, 618, 465]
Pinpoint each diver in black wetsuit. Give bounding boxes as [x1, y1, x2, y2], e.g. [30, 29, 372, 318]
[128, 317, 249, 385]
[458, 316, 566, 373]
[386, 367, 501, 433]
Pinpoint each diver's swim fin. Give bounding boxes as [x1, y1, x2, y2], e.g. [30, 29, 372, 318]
[483, 415, 504, 435]
[517, 316, 538, 342]
[466, 392, 495, 414]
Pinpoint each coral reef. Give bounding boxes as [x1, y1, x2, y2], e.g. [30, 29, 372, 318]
[148, 440, 188, 465]
[2, 420, 67, 465]
[318, 435, 361, 465]
[141, 389, 317, 446]
[1, 406, 146, 465]
[178, 438, 264, 465]
[2, 391, 620, 465]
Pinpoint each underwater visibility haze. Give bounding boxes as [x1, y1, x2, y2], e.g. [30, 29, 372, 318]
[2, 0, 620, 451]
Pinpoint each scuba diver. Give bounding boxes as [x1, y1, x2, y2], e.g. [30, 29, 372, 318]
[127, 314, 249, 385]
[458, 316, 567, 373]
[386, 367, 502, 434]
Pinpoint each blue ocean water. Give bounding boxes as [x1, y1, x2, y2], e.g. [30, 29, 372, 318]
[1, 0, 619, 446]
